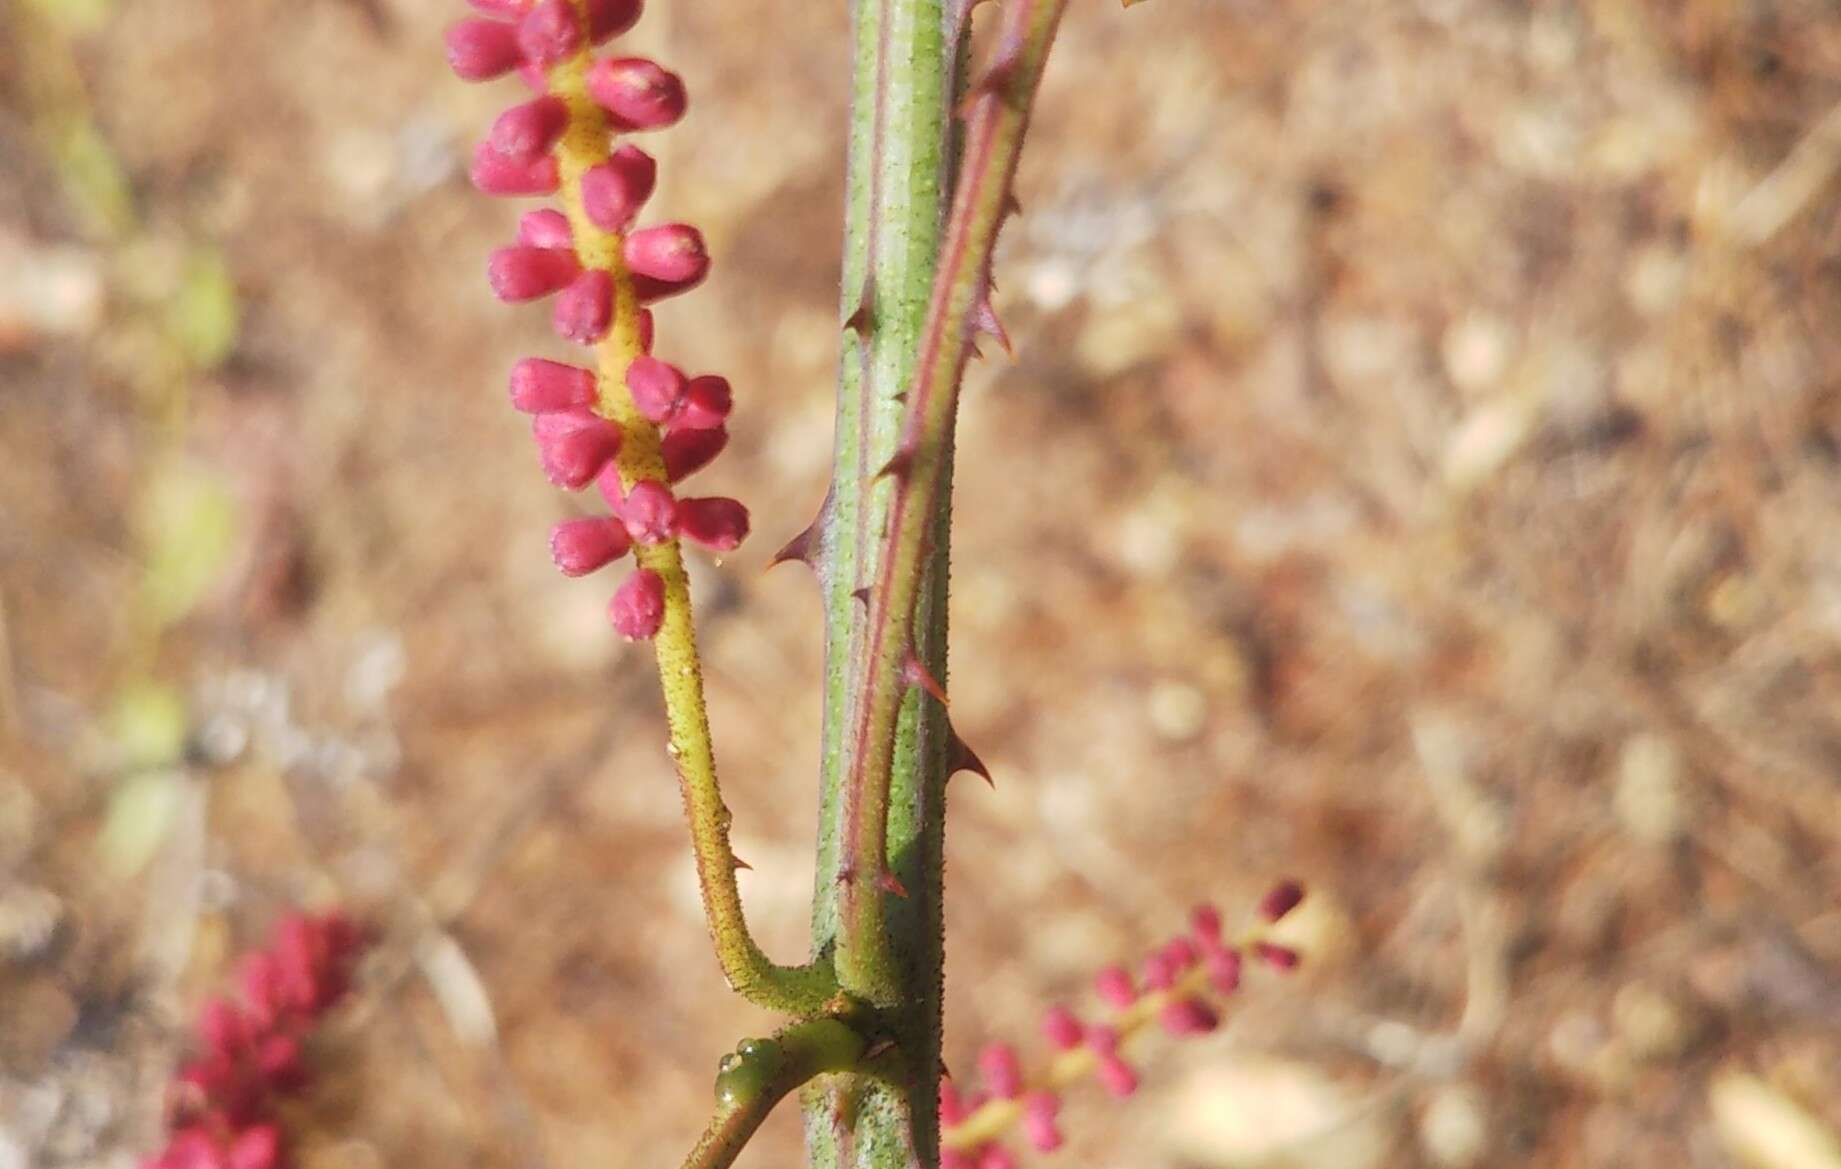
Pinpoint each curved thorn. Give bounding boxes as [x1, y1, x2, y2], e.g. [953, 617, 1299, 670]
[973, 295, 1012, 357]
[877, 870, 910, 899]
[902, 654, 949, 706]
[947, 725, 993, 786]
[844, 275, 876, 334]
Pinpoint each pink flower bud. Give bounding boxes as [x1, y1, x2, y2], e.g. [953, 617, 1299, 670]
[469, 0, 529, 15]
[490, 96, 569, 164]
[533, 409, 621, 488]
[625, 355, 687, 423]
[586, 57, 688, 131]
[1258, 879, 1305, 923]
[516, 209, 574, 249]
[939, 1077, 967, 1125]
[516, 0, 581, 67]
[586, 0, 643, 41]
[624, 224, 709, 302]
[1205, 946, 1242, 994]
[610, 568, 667, 639]
[253, 1033, 305, 1091]
[1094, 965, 1136, 1009]
[1163, 936, 1198, 970]
[226, 1126, 281, 1169]
[196, 998, 249, 1057]
[1190, 903, 1223, 947]
[550, 516, 633, 575]
[1158, 997, 1219, 1036]
[977, 1146, 1017, 1169]
[940, 1153, 975, 1169]
[1140, 949, 1177, 991]
[166, 1128, 227, 1169]
[471, 140, 560, 196]
[581, 145, 658, 232]
[619, 480, 678, 545]
[1040, 1005, 1084, 1051]
[553, 269, 615, 343]
[445, 19, 523, 81]
[596, 464, 626, 508]
[488, 245, 581, 302]
[675, 497, 749, 551]
[662, 425, 728, 482]
[1096, 1054, 1139, 1098]
[1253, 941, 1300, 971]
[977, 1043, 1023, 1099]
[638, 308, 655, 353]
[510, 358, 598, 413]
[1021, 1093, 1064, 1152]
[676, 375, 732, 430]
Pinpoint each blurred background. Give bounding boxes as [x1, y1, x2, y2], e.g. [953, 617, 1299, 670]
[4, 0, 1841, 1167]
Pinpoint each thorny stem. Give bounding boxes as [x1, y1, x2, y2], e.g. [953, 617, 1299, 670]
[682, 1018, 869, 1169]
[835, 0, 1071, 1001]
[546, 1, 836, 1016]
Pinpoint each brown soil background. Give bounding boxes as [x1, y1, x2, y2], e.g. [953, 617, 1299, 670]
[4, 1, 1841, 1168]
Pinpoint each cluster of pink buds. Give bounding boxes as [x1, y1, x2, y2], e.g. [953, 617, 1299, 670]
[939, 882, 1306, 1168]
[447, 0, 749, 640]
[142, 912, 369, 1169]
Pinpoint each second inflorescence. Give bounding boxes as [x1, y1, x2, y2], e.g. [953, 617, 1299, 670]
[939, 882, 1307, 1169]
[448, 0, 749, 640]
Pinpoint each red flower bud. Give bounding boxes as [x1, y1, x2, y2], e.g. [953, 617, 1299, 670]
[1257, 879, 1305, 923]
[550, 516, 633, 575]
[661, 425, 727, 482]
[978, 1147, 1017, 1169]
[226, 1126, 281, 1169]
[619, 480, 679, 545]
[586, 0, 644, 41]
[675, 496, 749, 551]
[1094, 965, 1136, 1009]
[516, 208, 573, 249]
[1021, 1093, 1064, 1152]
[510, 358, 598, 413]
[516, 0, 582, 67]
[1190, 903, 1223, 946]
[624, 224, 709, 302]
[610, 568, 667, 639]
[581, 145, 658, 232]
[532, 409, 622, 488]
[1095, 1054, 1139, 1098]
[1158, 997, 1219, 1036]
[624, 356, 687, 423]
[445, 19, 523, 81]
[487, 245, 581, 302]
[553, 269, 615, 343]
[490, 96, 569, 163]
[939, 1078, 968, 1126]
[1204, 946, 1242, 994]
[470, 140, 560, 196]
[586, 57, 688, 131]
[1252, 941, 1300, 971]
[977, 1043, 1023, 1100]
[1040, 1005, 1083, 1051]
[675, 375, 732, 430]
[469, 0, 529, 15]
[638, 308, 655, 353]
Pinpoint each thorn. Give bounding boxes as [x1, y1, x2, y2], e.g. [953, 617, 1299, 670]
[732, 854, 753, 871]
[877, 870, 910, 899]
[836, 865, 856, 887]
[973, 295, 1013, 358]
[851, 586, 871, 608]
[946, 725, 993, 786]
[958, 35, 1023, 115]
[1004, 191, 1023, 218]
[862, 1037, 897, 1062]
[903, 654, 950, 706]
[769, 490, 831, 574]
[843, 275, 875, 334]
[874, 443, 916, 482]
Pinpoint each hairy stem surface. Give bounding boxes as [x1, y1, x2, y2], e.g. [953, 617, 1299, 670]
[549, 3, 835, 1015]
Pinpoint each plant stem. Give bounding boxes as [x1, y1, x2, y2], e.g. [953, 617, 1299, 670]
[805, 0, 956, 1166]
[547, 7, 836, 1016]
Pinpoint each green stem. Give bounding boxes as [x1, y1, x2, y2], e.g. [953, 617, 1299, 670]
[686, 1019, 869, 1169]
[803, 1, 1070, 1168]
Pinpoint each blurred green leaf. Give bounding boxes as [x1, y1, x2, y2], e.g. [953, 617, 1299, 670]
[96, 769, 186, 877]
[21, 0, 115, 34]
[169, 249, 240, 371]
[54, 122, 135, 238]
[139, 460, 239, 626]
[107, 680, 188, 770]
